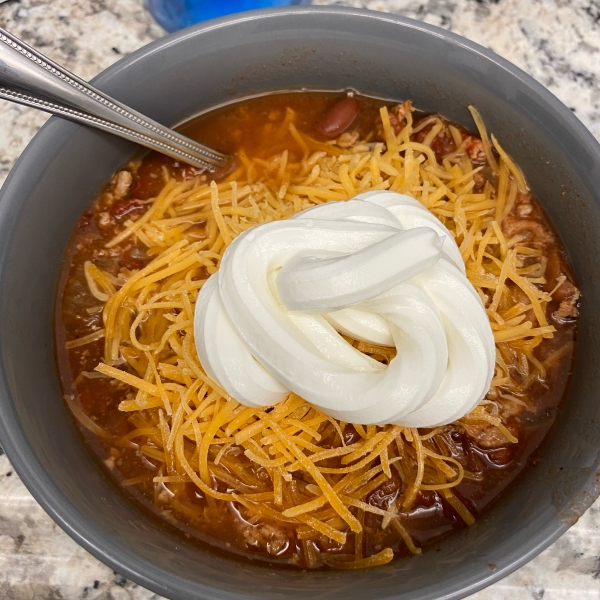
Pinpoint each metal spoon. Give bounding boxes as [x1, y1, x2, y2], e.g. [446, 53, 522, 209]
[0, 28, 227, 172]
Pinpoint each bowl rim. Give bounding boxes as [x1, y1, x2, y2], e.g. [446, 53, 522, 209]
[1, 6, 599, 600]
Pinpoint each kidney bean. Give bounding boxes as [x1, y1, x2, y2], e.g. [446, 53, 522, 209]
[315, 97, 362, 139]
[130, 153, 172, 199]
[553, 280, 578, 302]
[414, 124, 457, 161]
[544, 249, 561, 293]
[544, 248, 577, 301]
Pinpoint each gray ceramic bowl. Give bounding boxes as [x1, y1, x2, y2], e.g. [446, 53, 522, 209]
[0, 7, 599, 600]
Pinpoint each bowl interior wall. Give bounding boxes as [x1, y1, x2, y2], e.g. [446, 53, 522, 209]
[0, 9, 599, 600]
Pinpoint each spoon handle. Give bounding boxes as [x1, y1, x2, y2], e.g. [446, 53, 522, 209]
[0, 28, 226, 171]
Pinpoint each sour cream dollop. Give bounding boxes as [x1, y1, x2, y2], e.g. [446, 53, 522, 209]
[194, 191, 495, 427]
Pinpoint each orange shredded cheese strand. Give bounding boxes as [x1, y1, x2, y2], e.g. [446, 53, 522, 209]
[321, 547, 394, 569]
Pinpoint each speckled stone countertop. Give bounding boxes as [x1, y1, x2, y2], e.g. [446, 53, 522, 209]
[0, 1, 599, 598]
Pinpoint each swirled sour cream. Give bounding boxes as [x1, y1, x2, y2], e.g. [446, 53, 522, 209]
[194, 190, 495, 427]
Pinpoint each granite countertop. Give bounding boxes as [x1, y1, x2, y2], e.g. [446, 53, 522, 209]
[0, 0, 599, 598]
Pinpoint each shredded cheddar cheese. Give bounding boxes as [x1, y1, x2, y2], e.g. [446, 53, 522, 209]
[69, 102, 573, 567]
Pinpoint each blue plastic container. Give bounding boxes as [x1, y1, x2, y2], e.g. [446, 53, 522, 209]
[146, 0, 311, 31]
